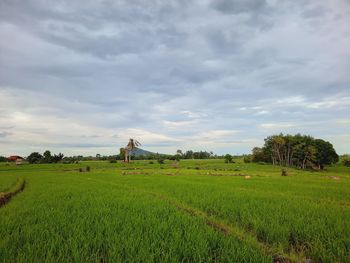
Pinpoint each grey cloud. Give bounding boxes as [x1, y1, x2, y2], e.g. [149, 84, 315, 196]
[0, 131, 12, 138]
[0, 0, 191, 58]
[206, 29, 245, 54]
[0, 0, 350, 156]
[56, 143, 111, 148]
[302, 5, 328, 18]
[38, 27, 158, 58]
[211, 0, 268, 14]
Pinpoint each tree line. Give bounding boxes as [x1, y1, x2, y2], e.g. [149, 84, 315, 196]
[27, 151, 64, 164]
[246, 134, 339, 169]
[1, 137, 347, 168]
[117, 148, 216, 161]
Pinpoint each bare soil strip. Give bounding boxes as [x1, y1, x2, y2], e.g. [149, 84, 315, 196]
[0, 178, 25, 207]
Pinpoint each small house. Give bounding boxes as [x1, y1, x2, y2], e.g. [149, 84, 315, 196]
[8, 155, 24, 165]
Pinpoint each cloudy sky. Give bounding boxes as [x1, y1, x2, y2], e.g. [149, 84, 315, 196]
[0, 0, 349, 157]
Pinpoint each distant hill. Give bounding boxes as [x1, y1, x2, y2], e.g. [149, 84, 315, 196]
[129, 147, 155, 157]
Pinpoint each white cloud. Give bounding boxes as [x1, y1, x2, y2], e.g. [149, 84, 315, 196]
[256, 110, 269, 115]
[336, 119, 350, 125]
[307, 96, 350, 109]
[162, 120, 198, 129]
[260, 123, 297, 129]
[276, 96, 306, 105]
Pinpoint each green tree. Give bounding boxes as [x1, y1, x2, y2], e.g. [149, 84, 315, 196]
[313, 139, 339, 169]
[251, 147, 270, 163]
[243, 155, 252, 163]
[224, 154, 233, 163]
[52, 153, 64, 163]
[184, 150, 194, 159]
[27, 152, 43, 164]
[43, 150, 52, 163]
[342, 156, 350, 167]
[258, 133, 338, 170]
[119, 148, 125, 161]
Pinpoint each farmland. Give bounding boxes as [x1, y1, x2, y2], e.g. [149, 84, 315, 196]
[0, 160, 349, 262]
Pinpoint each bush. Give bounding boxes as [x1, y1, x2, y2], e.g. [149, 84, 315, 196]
[281, 169, 288, 176]
[343, 158, 350, 167]
[157, 158, 164, 164]
[224, 154, 233, 163]
[109, 159, 117, 163]
[86, 166, 90, 172]
[149, 161, 154, 164]
[79, 168, 83, 172]
[243, 155, 252, 163]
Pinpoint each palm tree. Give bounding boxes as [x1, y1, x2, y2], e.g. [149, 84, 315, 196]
[124, 138, 141, 163]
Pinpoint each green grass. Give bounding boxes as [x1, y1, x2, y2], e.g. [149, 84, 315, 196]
[0, 173, 21, 192]
[0, 160, 349, 262]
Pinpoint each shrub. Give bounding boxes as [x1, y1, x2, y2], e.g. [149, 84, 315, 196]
[243, 155, 252, 163]
[149, 161, 154, 164]
[79, 168, 83, 172]
[343, 157, 350, 167]
[86, 166, 90, 172]
[281, 169, 288, 176]
[157, 158, 164, 165]
[224, 154, 233, 163]
[109, 159, 117, 163]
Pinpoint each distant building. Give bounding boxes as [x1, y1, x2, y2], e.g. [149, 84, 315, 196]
[8, 155, 24, 165]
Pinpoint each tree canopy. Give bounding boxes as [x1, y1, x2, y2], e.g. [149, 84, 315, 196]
[250, 134, 338, 169]
[27, 151, 64, 164]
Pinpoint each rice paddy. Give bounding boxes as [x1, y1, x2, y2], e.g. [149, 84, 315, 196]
[0, 159, 349, 262]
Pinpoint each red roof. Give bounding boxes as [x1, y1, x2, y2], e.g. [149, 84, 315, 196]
[8, 155, 24, 161]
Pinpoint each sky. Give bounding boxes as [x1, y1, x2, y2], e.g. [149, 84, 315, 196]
[0, 0, 350, 157]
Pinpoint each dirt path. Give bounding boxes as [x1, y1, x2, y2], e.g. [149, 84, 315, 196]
[0, 178, 25, 207]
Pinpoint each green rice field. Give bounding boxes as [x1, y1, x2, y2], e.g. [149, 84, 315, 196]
[0, 160, 349, 262]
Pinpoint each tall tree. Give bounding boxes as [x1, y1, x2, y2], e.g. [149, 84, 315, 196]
[184, 150, 194, 159]
[257, 134, 338, 170]
[313, 139, 339, 169]
[52, 153, 64, 163]
[251, 147, 270, 163]
[124, 138, 141, 163]
[43, 150, 52, 163]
